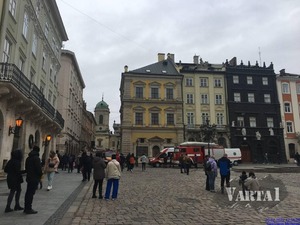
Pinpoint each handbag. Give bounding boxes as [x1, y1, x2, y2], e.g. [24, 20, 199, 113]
[48, 159, 55, 168]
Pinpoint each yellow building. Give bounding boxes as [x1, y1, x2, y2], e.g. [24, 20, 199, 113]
[178, 56, 229, 146]
[120, 53, 184, 157]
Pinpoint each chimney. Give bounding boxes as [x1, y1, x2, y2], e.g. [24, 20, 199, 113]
[124, 65, 128, 72]
[229, 57, 237, 66]
[167, 53, 175, 62]
[158, 53, 165, 62]
[280, 69, 285, 75]
[193, 55, 199, 64]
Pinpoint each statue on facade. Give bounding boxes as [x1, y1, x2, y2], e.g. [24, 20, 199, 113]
[242, 128, 246, 136]
[256, 131, 261, 140]
[269, 128, 274, 136]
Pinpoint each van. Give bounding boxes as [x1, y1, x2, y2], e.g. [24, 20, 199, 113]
[224, 148, 242, 165]
[149, 147, 176, 167]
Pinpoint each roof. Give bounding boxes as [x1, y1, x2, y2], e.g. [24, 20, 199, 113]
[130, 58, 181, 76]
[95, 100, 109, 109]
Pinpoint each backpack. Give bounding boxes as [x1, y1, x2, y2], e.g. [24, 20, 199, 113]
[205, 161, 212, 171]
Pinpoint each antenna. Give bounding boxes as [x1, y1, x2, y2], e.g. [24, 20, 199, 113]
[258, 47, 262, 66]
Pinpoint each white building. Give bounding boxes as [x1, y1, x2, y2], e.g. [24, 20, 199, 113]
[0, 0, 68, 169]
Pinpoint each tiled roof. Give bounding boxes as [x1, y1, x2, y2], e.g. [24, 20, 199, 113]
[130, 58, 180, 76]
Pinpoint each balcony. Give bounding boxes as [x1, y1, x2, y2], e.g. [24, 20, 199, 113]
[0, 63, 64, 129]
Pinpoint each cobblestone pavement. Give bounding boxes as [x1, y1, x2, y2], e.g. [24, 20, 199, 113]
[58, 166, 300, 225]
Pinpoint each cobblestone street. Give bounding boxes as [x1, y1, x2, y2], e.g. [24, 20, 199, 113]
[59, 165, 300, 225]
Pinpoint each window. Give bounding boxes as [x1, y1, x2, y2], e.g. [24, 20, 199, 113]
[262, 77, 268, 85]
[297, 83, 300, 94]
[234, 93, 241, 102]
[249, 117, 256, 127]
[200, 78, 208, 87]
[267, 117, 274, 128]
[216, 113, 224, 125]
[201, 113, 209, 124]
[40, 82, 45, 94]
[233, 76, 239, 84]
[135, 86, 143, 98]
[282, 83, 290, 94]
[135, 112, 143, 125]
[99, 115, 103, 124]
[248, 93, 255, 103]
[201, 94, 209, 104]
[151, 113, 159, 125]
[44, 22, 49, 38]
[18, 57, 24, 71]
[187, 94, 194, 104]
[151, 87, 159, 99]
[187, 112, 194, 125]
[166, 113, 174, 125]
[286, 121, 293, 133]
[32, 33, 37, 56]
[247, 76, 253, 84]
[22, 12, 29, 38]
[49, 64, 53, 81]
[42, 51, 46, 70]
[53, 96, 56, 107]
[186, 78, 193, 86]
[214, 79, 222, 87]
[166, 88, 173, 99]
[284, 102, 291, 113]
[215, 94, 222, 104]
[9, 0, 17, 17]
[237, 117, 244, 127]
[264, 94, 271, 103]
[48, 90, 52, 103]
[2, 38, 11, 62]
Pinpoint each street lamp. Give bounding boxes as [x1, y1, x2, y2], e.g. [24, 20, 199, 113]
[43, 135, 52, 146]
[200, 119, 216, 156]
[8, 117, 23, 136]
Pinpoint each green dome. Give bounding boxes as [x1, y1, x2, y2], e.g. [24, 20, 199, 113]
[95, 100, 109, 109]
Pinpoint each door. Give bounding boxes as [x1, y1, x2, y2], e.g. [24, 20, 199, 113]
[240, 145, 251, 162]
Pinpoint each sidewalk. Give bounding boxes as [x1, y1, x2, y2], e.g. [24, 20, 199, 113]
[0, 170, 86, 225]
[232, 162, 300, 173]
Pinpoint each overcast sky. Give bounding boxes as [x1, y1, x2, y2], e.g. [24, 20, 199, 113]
[56, 0, 300, 128]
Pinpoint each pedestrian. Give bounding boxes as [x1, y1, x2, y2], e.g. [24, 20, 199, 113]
[120, 153, 126, 171]
[24, 146, 43, 214]
[207, 155, 217, 192]
[44, 150, 60, 191]
[239, 171, 248, 196]
[203, 155, 210, 191]
[193, 154, 198, 168]
[140, 154, 148, 171]
[56, 150, 62, 172]
[244, 171, 260, 197]
[169, 152, 173, 168]
[61, 153, 69, 171]
[80, 151, 92, 181]
[75, 154, 81, 173]
[263, 152, 269, 164]
[126, 153, 131, 171]
[129, 153, 135, 172]
[184, 154, 192, 175]
[218, 153, 232, 194]
[163, 154, 168, 168]
[104, 154, 121, 200]
[4, 149, 25, 213]
[68, 154, 75, 173]
[179, 153, 185, 173]
[92, 151, 106, 199]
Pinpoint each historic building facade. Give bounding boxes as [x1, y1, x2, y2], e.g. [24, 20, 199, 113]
[276, 69, 300, 162]
[178, 55, 229, 147]
[120, 53, 184, 157]
[0, 0, 67, 169]
[226, 57, 286, 163]
[56, 50, 85, 155]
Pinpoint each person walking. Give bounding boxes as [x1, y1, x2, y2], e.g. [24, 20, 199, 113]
[129, 153, 135, 172]
[92, 151, 106, 199]
[218, 153, 232, 194]
[80, 151, 92, 181]
[207, 156, 217, 192]
[104, 154, 121, 200]
[68, 154, 75, 173]
[184, 154, 192, 175]
[44, 150, 60, 191]
[4, 149, 25, 213]
[244, 171, 260, 197]
[119, 153, 126, 172]
[24, 146, 43, 214]
[203, 155, 210, 191]
[179, 154, 185, 173]
[140, 154, 148, 171]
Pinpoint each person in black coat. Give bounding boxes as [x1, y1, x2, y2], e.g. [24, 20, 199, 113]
[4, 149, 25, 213]
[23, 146, 43, 214]
[80, 151, 92, 181]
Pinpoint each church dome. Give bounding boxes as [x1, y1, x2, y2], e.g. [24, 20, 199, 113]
[95, 100, 109, 109]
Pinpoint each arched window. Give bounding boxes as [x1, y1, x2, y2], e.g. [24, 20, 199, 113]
[99, 115, 103, 125]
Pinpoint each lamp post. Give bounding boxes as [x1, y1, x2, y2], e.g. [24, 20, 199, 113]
[200, 119, 216, 156]
[8, 117, 23, 136]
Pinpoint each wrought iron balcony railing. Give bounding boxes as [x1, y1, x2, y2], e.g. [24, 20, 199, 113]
[0, 63, 64, 128]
